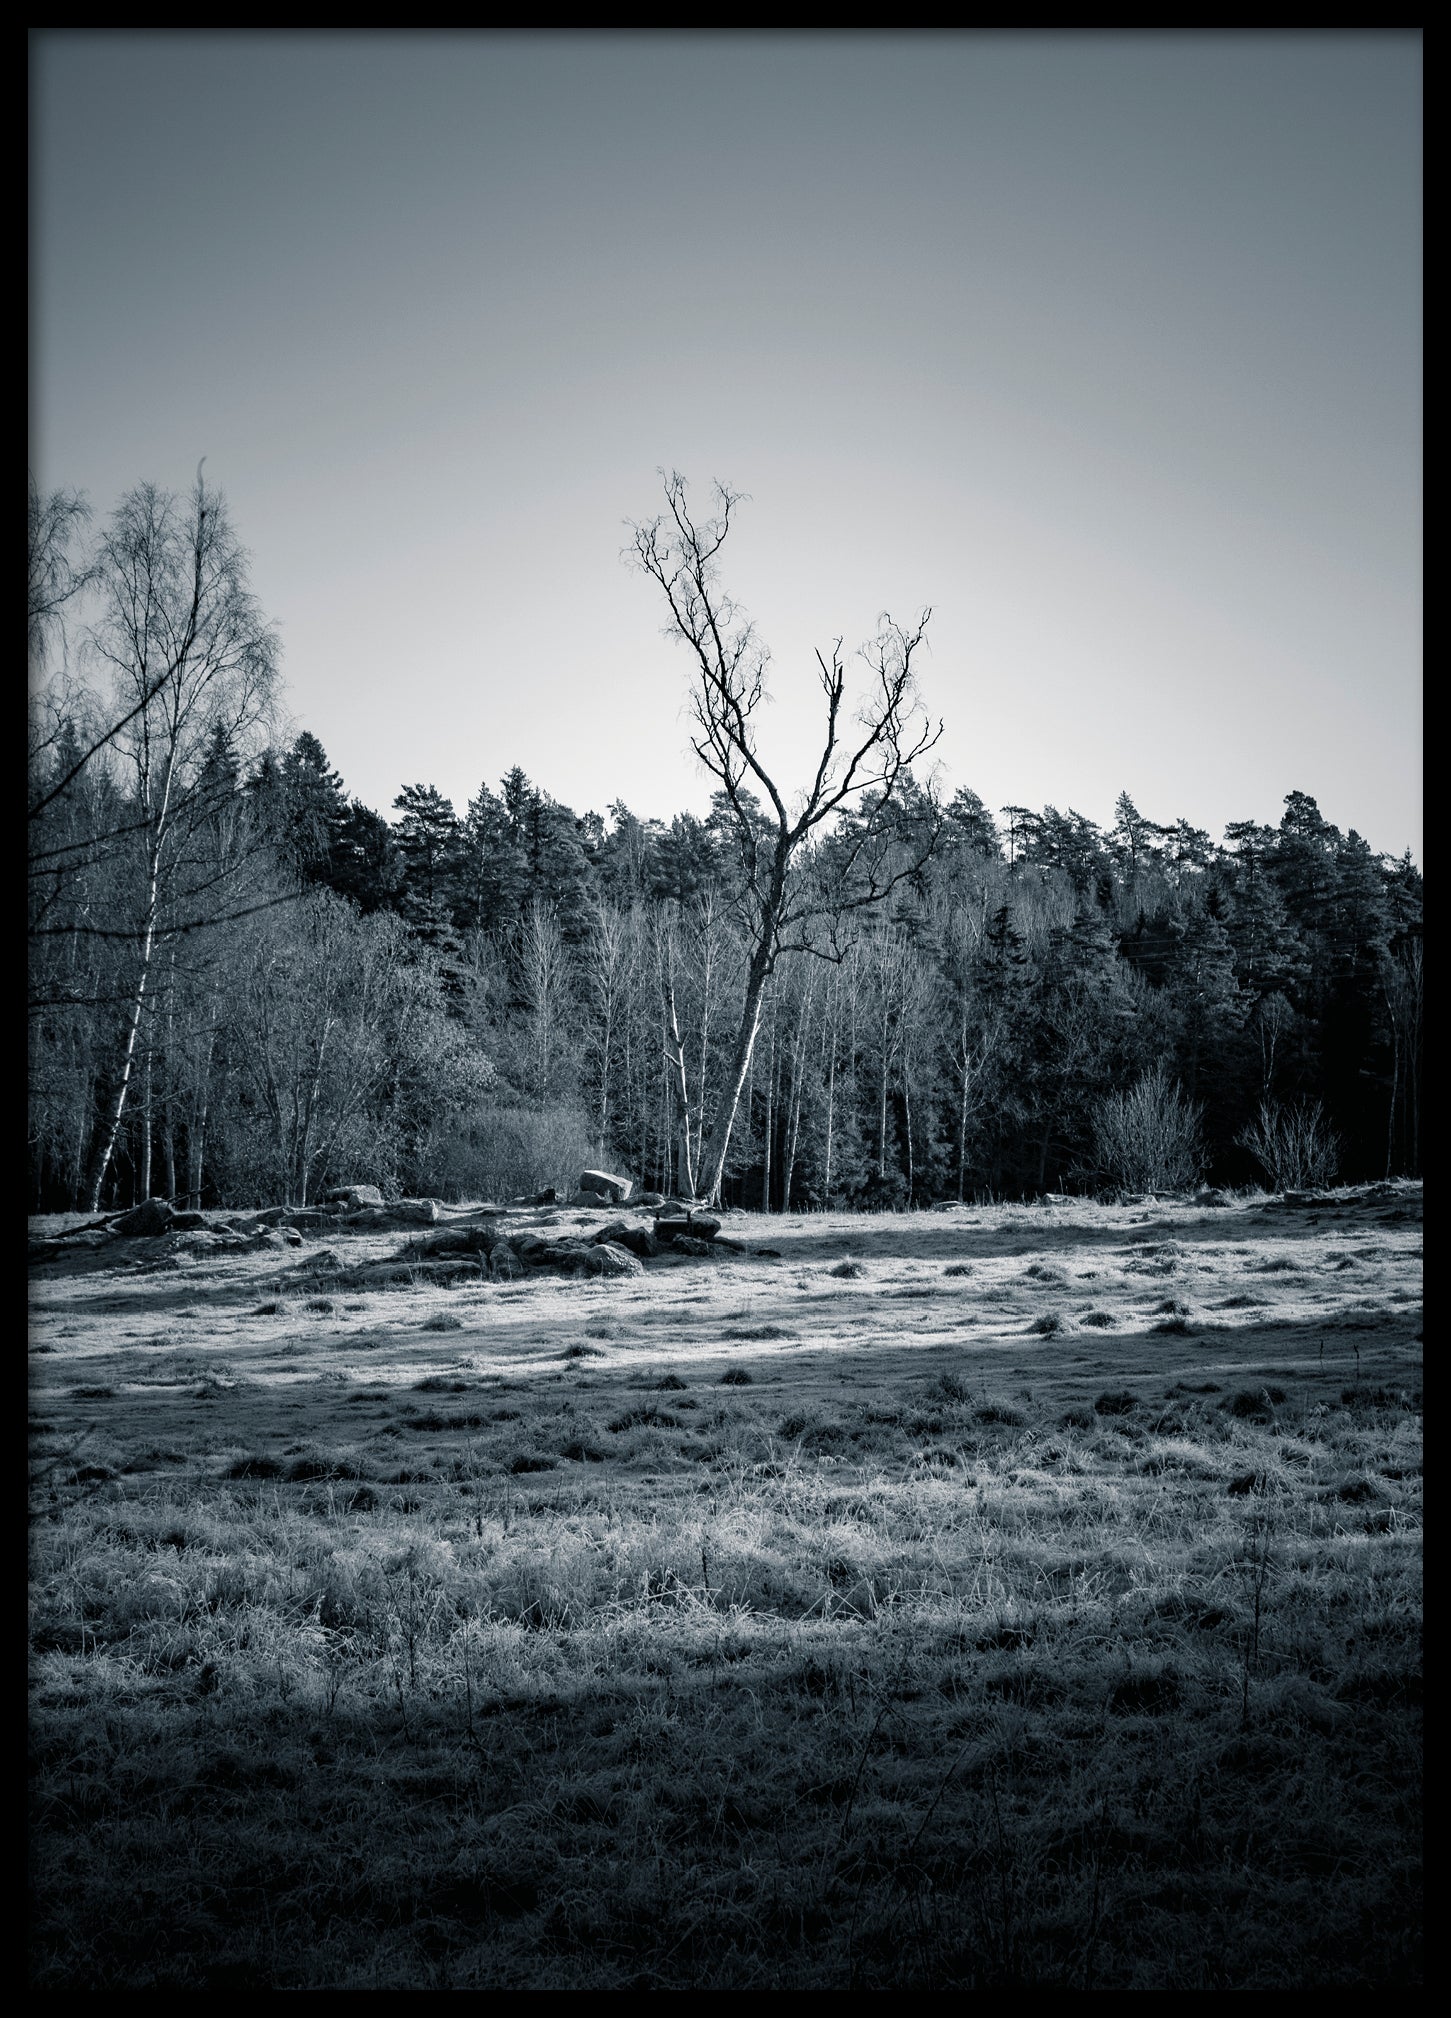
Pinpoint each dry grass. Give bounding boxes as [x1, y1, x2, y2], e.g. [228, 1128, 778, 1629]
[28, 1187, 1422, 1988]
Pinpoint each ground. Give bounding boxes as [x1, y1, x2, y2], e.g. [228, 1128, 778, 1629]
[28, 1187, 1422, 1989]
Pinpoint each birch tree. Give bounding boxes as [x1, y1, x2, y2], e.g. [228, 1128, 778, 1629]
[80, 473, 279, 1207]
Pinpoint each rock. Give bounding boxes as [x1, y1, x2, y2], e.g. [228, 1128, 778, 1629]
[488, 1242, 525, 1281]
[285, 1209, 332, 1230]
[673, 1235, 723, 1258]
[580, 1169, 633, 1203]
[594, 1222, 659, 1260]
[654, 1211, 721, 1244]
[113, 1198, 175, 1237]
[418, 1227, 498, 1258]
[323, 1184, 385, 1209]
[635, 1191, 665, 1208]
[568, 1188, 612, 1208]
[169, 1230, 226, 1253]
[589, 1242, 645, 1278]
[392, 1198, 441, 1224]
[517, 1186, 558, 1206]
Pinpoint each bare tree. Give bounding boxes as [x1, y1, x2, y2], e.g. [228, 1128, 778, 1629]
[631, 474, 941, 1203]
[79, 473, 280, 1208]
[28, 474, 94, 676]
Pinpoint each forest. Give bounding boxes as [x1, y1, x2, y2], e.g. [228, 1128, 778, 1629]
[28, 475, 1424, 1216]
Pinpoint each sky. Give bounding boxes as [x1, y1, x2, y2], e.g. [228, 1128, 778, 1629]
[31, 30, 1422, 861]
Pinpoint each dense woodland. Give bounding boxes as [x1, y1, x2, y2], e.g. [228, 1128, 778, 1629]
[28, 477, 1423, 1213]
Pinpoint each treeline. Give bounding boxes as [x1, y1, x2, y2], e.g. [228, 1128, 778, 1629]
[28, 477, 1423, 1212]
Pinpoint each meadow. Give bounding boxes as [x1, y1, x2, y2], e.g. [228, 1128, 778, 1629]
[28, 1187, 1422, 1988]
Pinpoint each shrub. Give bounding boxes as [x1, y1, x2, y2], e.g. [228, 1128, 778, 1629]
[425, 1100, 600, 1204]
[1236, 1097, 1341, 1192]
[1092, 1065, 1205, 1193]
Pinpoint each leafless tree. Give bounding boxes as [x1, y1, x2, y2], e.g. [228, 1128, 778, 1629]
[631, 473, 942, 1203]
[28, 474, 94, 676]
[78, 472, 280, 1208]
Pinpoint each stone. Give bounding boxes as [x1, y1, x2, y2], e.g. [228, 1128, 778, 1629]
[323, 1184, 385, 1209]
[589, 1242, 645, 1278]
[672, 1235, 722, 1258]
[488, 1242, 525, 1281]
[635, 1191, 665, 1208]
[113, 1198, 175, 1237]
[580, 1169, 633, 1203]
[593, 1221, 658, 1259]
[392, 1198, 441, 1224]
[569, 1188, 612, 1208]
[654, 1211, 721, 1244]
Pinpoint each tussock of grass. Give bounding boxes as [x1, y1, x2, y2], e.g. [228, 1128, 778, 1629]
[943, 1262, 973, 1277]
[829, 1260, 865, 1279]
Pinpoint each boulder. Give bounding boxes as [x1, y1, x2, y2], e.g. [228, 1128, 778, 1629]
[418, 1227, 497, 1258]
[323, 1184, 385, 1209]
[580, 1169, 633, 1203]
[488, 1241, 525, 1281]
[113, 1198, 176, 1237]
[392, 1197, 441, 1224]
[594, 1221, 659, 1260]
[590, 1242, 645, 1278]
[673, 1235, 723, 1258]
[654, 1211, 721, 1244]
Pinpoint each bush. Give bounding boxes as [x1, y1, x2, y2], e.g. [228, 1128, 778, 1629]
[424, 1100, 601, 1204]
[1092, 1065, 1204, 1194]
[1236, 1098, 1341, 1192]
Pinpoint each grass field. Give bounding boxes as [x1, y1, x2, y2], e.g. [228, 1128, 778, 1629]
[29, 1187, 1422, 1988]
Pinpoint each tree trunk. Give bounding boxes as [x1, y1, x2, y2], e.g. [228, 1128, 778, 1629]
[139, 1045, 154, 1201]
[696, 947, 773, 1207]
[86, 922, 155, 1211]
[760, 1000, 776, 1212]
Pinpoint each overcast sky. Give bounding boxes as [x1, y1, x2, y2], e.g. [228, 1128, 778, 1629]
[31, 30, 1422, 860]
